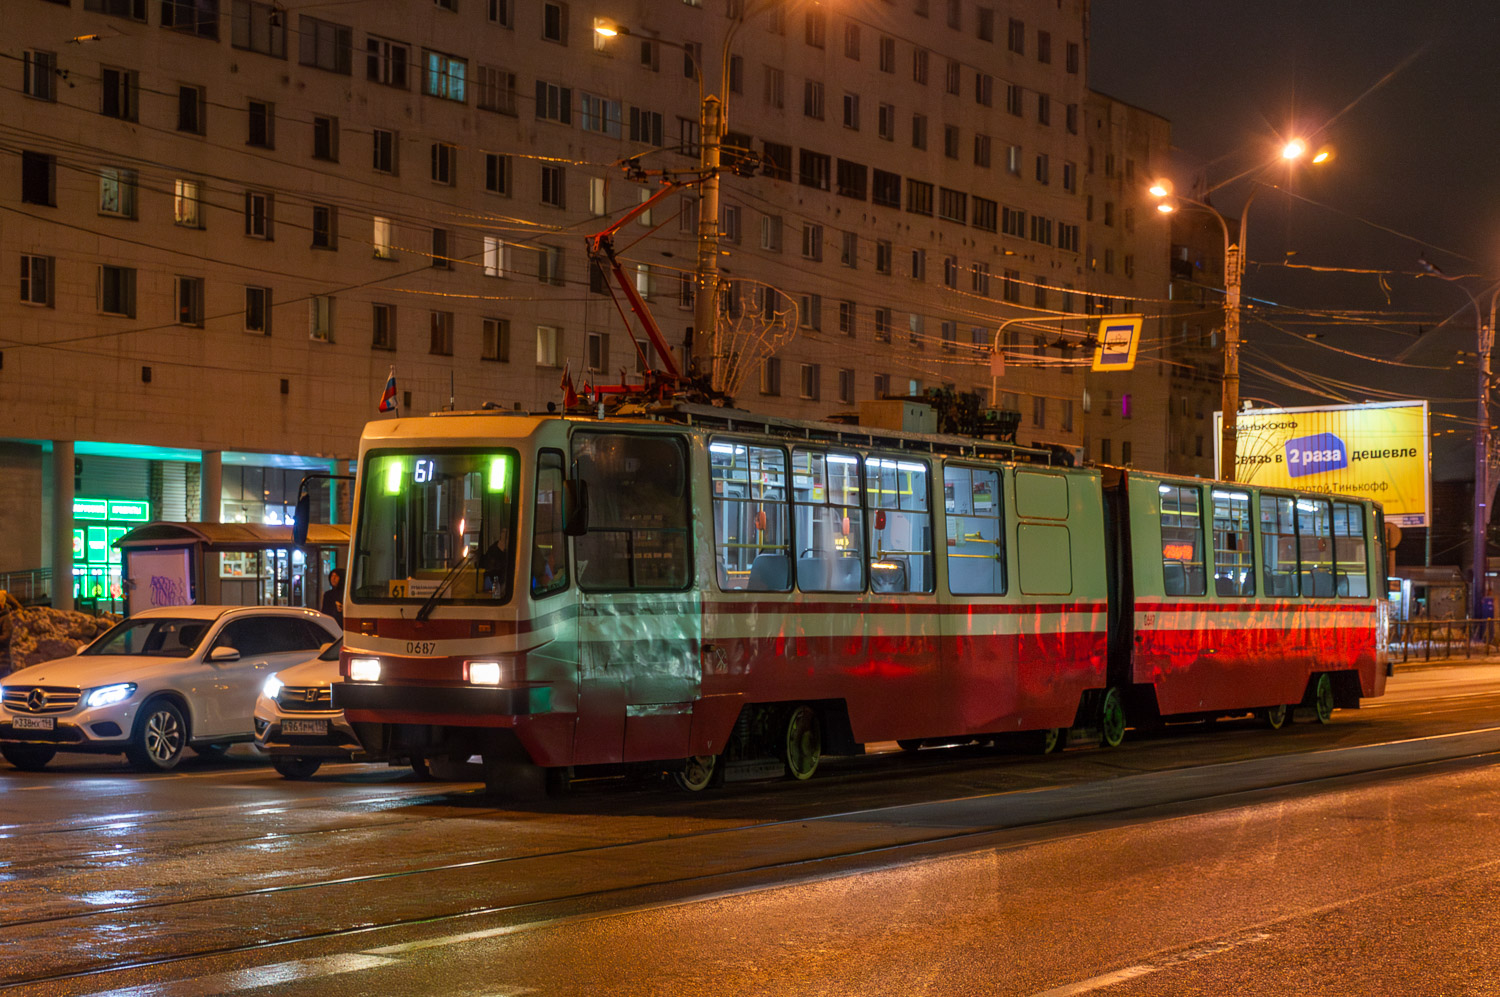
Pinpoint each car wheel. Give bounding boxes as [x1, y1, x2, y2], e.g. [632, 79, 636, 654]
[272, 756, 322, 780]
[1, 743, 56, 771]
[125, 700, 188, 772]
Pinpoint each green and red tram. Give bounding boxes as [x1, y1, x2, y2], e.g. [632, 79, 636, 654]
[332, 404, 1386, 792]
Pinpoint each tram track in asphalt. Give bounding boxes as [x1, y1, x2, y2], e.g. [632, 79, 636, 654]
[8, 724, 1500, 994]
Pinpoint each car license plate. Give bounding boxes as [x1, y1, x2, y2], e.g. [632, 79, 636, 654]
[282, 719, 327, 735]
[12, 716, 54, 731]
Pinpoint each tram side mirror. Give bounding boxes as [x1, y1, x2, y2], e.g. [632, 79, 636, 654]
[291, 491, 311, 546]
[563, 479, 589, 537]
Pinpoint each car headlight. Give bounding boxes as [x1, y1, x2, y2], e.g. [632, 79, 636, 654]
[349, 657, 381, 682]
[262, 675, 284, 700]
[85, 683, 137, 709]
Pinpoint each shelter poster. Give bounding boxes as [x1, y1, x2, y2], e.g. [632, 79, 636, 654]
[1213, 400, 1429, 527]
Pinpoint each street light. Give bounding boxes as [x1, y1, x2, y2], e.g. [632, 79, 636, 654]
[596, 4, 774, 393]
[1416, 257, 1500, 617]
[1150, 141, 1323, 481]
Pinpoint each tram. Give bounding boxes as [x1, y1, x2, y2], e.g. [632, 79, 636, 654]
[331, 402, 1387, 793]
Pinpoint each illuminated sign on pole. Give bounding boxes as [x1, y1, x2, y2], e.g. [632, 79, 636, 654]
[1091, 315, 1143, 372]
[1213, 400, 1430, 526]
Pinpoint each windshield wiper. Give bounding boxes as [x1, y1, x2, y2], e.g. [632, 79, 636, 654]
[416, 545, 477, 621]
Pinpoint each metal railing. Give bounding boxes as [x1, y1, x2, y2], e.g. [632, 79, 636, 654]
[0, 569, 51, 606]
[1389, 619, 1500, 664]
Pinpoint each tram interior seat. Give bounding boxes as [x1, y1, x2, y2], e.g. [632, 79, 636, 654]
[1336, 573, 1350, 597]
[870, 558, 908, 593]
[1215, 574, 1238, 597]
[1307, 569, 1335, 597]
[747, 552, 790, 592]
[1266, 572, 1297, 597]
[797, 553, 830, 591]
[831, 556, 862, 591]
[1164, 563, 1206, 595]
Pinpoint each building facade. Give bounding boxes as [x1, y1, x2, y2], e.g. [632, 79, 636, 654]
[5, 0, 1172, 605]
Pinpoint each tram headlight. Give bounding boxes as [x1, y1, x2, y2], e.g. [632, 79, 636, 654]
[348, 657, 382, 682]
[466, 659, 515, 686]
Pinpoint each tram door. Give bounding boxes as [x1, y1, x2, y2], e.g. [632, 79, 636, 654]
[571, 432, 699, 765]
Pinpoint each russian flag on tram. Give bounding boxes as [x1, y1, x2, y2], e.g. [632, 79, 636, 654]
[377, 368, 397, 412]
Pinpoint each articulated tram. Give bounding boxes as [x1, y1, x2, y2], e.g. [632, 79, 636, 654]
[333, 404, 1387, 793]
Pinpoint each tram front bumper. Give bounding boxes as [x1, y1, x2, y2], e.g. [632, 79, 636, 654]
[334, 683, 553, 724]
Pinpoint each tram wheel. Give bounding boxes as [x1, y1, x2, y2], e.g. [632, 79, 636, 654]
[1261, 703, 1290, 730]
[1098, 688, 1127, 749]
[1312, 674, 1335, 725]
[1035, 727, 1063, 755]
[781, 704, 822, 781]
[673, 754, 721, 792]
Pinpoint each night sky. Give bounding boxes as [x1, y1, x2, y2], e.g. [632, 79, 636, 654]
[1089, 2, 1500, 480]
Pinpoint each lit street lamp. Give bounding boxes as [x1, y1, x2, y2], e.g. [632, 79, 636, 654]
[1416, 257, 1500, 618]
[1152, 140, 1323, 482]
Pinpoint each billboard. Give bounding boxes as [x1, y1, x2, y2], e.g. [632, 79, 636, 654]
[1213, 400, 1430, 527]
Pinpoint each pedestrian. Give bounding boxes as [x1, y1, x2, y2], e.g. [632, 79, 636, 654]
[321, 568, 344, 628]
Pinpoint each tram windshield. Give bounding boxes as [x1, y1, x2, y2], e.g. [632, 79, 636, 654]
[350, 449, 519, 606]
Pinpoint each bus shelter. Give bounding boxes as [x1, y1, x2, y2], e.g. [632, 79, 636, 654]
[114, 522, 349, 616]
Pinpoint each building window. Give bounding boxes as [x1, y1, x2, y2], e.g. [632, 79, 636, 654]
[630, 107, 664, 145]
[98, 265, 137, 317]
[98, 168, 138, 219]
[372, 129, 398, 174]
[761, 214, 783, 252]
[971, 262, 991, 296]
[1058, 223, 1080, 252]
[762, 141, 792, 181]
[944, 58, 960, 95]
[879, 35, 895, 72]
[910, 249, 926, 280]
[536, 324, 560, 366]
[244, 285, 271, 334]
[244, 190, 273, 239]
[247, 99, 274, 148]
[309, 295, 334, 341]
[943, 125, 959, 159]
[874, 372, 890, 398]
[232, 0, 286, 57]
[366, 36, 409, 87]
[423, 50, 467, 101]
[873, 307, 894, 343]
[906, 180, 934, 216]
[482, 317, 510, 361]
[760, 357, 781, 396]
[802, 223, 824, 262]
[431, 228, 452, 269]
[799, 293, 823, 330]
[872, 170, 900, 207]
[799, 150, 831, 190]
[723, 204, 741, 243]
[483, 236, 508, 276]
[541, 164, 566, 207]
[1002, 206, 1026, 238]
[100, 67, 138, 120]
[1067, 41, 1080, 74]
[431, 142, 457, 184]
[580, 93, 623, 136]
[843, 21, 861, 59]
[840, 231, 858, 267]
[373, 216, 394, 259]
[24, 50, 58, 102]
[163, 0, 220, 38]
[430, 310, 454, 355]
[299, 16, 353, 74]
[20, 255, 53, 307]
[1030, 215, 1053, 245]
[1032, 395, 1045, 428]
[587, 331, 609, 372]
[764, 66, 785, 108]
[875, 240, 893, 275]
[311, 115, 339, 161]
[542, 1, 568, 43]
[1007, 17, 1025, 53]
[1003, 268, 1021, 303]
[804, 79, 825, 119]
[837, 368, 854, 404]
[799, 362, 821, 400]
[943, 256, 958, 289]
[372, 304, 396, 350]
[877, 103, 895, 140]
[912, 47, 928, 84]
[838, 299, 857, 334]
[938, 187, 966, 222]
[480, 67, 522, 114]
[911, 113, 927, 150]
[485, 153, 510, 195]
[177, 84, 205, 133]
[972, 196, 997, 232]
[842, 92, 860, 130]
[311, 204, 336, 249]
[538, 246, 564, 286]
[805, 7, 826, 47]
[1037, 92, 1051, 126]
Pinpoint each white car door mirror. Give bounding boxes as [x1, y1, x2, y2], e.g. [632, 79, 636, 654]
[208, 645, 241, 663]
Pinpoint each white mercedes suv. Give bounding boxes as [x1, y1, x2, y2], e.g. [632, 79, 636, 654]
[0, 605, 340, 772]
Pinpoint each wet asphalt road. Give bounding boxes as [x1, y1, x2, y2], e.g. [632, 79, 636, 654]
[4, 663, 1500, 996]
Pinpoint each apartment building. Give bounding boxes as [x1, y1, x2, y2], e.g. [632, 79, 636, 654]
[4, 0, 1170, 604]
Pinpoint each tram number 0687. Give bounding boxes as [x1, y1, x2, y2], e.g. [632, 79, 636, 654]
[405, 641, 437, 655]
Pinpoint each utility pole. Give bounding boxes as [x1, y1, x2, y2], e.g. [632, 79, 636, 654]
[692, 95, 723, 389]
[1221, 241, 1242, 481]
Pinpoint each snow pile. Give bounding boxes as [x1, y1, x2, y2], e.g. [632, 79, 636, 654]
[0, 604, 119, 676]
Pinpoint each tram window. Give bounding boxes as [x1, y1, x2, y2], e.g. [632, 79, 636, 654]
[530, 449, 569, 598]
[1296, 498, 1334, 597]
[866, 455, 934, 594]
[791, 448, 865, 592]
[943, 464, 1004, 595]
[1260, 495, 1299, 597]
[1210, 489, 1254, 597]
[572, 433, 692, 591]
[1332, 501, 1369, 598]
[1158, 483, 1206, 596]
[710, 440, 791, 592]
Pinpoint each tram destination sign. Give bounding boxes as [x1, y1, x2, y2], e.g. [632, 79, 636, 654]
[1213, 400, 1430, 527]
